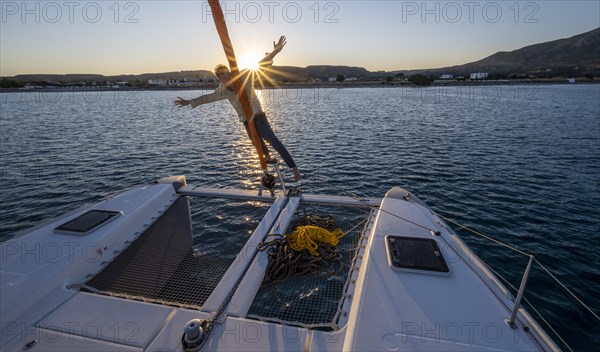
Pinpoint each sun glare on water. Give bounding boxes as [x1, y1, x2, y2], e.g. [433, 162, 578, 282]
[238, 51, 263, 71]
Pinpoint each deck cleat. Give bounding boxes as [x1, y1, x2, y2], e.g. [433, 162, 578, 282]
[261, 173, 276, 190]
[182, 319, 211, 351]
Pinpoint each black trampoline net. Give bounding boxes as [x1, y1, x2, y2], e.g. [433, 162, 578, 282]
[84, 196, 270, 309]
[247, 204, 373, 330]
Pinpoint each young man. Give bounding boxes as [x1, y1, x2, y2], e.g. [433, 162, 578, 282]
[175, 36, 301, 181]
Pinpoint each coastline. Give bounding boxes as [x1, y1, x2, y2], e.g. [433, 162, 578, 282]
[0, 79, 598, 93]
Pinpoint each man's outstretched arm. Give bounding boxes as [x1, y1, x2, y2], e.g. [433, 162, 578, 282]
[258, 35, 287, 69]
[174, 85, 226, 108]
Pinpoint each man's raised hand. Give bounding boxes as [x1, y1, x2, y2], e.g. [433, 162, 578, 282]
[272, 35, 287, 55]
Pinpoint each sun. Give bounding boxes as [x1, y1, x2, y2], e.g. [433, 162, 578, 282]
[238, 51, 263, 71]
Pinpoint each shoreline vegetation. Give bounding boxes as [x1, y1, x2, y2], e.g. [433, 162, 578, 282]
[1, 78, 598, 93]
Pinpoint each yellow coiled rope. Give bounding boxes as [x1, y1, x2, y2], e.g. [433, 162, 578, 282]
[287, 225, 345, 256]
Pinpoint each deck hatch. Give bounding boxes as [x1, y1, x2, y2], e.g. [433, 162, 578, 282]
[54, 210, 121, 235]
[386, 236, 449, 273]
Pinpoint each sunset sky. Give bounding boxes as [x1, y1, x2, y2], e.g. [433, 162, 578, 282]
[1, 1, 599, 76]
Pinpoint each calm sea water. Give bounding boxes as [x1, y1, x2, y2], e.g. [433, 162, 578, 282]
[1, 84, 599, 350]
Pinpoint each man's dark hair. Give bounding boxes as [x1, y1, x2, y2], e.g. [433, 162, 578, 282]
[214, 64, 229, 75]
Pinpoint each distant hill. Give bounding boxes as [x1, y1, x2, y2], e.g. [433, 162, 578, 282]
[9, 74, 107, 82]
[9, 70, 215, 83]
[6, 66, 377, 84]
[3, 27, 598, 83]
[401, 27, 600, 77]
[301, 65, 372, 79]
[264, 65, 375, 82]
[110, 70, 216, 82]
[263, 66, 307, 82]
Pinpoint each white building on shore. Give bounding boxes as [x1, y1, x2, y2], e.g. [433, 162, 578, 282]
[148, 79, 168, 86]
[470, 72, 488, 80]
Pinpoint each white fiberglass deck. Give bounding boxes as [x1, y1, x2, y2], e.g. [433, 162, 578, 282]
[0, 177, 558, 351]
[343, 192, 546, 351]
